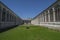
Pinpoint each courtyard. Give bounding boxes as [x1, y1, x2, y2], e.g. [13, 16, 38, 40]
[0, 25, 60, 40]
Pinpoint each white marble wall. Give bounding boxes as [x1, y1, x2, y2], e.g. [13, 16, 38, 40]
[31, 0, 60, 28]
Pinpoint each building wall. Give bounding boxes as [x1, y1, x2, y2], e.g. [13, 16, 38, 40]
[0, 1, 23, 29]
[31, 16, 40, 25]
[31, 0, 60, 29]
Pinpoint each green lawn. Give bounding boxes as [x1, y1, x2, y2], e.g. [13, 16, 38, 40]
[0, 25, 60, 40]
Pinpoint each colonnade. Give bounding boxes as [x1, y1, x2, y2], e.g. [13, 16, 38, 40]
[31, 0, 60, 27]
[0, 2, 23, 29]
[0, 5, 16, 22]
[39, 7, 56, 22]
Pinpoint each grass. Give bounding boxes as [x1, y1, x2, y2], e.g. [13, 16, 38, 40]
[0, 25, 60, 40]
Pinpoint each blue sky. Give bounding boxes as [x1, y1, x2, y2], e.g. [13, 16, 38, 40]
[0, 0, 56, 19]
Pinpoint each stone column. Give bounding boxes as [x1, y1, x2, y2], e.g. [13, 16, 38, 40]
[42, 14, 44, 22]
[43, 13, 45, 22]
[9, 13, 10, 22]
[48, 10, 50, 22]
[42, 13, 45, 22]
[52, 7, 56, 22]
[5, 10, 7, 22]
[41, 14, 42, 22]
[38, 16, 40, 24]
[42, 14, 43, 22]
[0, 5, 2, 22]
[44, 12, 47, 22]
[40, 15, 42, 22]
[0, 5, 2, 27]
[40, 16, 41, 22]
[41, 14, 43, 22]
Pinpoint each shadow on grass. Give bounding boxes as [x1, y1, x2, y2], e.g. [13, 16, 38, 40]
[0, 25, 19, 33]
